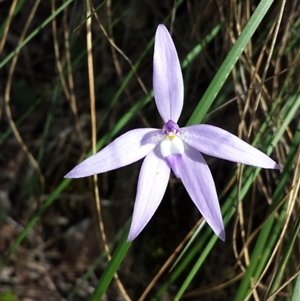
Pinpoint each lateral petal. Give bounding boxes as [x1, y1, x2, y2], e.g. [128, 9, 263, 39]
[65, 128, 162, 178]
[180, 145, 225, 240]
[128, 146, 170, 241]
[181, 125, 280, 169]
[153, 24, 183, 123]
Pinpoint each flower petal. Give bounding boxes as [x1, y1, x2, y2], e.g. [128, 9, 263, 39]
[153, 24, 183, 123]
[128, 146, 170, 241]
[165, 154, 182, 178]
[65, 128, 162, 178]
[180, 145, 225, 240]
[181, 125, 280, 169]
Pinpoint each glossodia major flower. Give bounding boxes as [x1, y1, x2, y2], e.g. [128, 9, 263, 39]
[65, 24, 279, 241]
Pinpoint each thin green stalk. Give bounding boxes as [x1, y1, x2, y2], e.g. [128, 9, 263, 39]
[89, 236, 132, 301]
[0, 0, 74, 68]
[291, 274, 300, 301]
[267, 214, 300, 299]
[173, 94, 299, 299]
[187, 0, 275, 125]
[67, 219, 130, 301]
[0, 0, 27, 38]
[0, 94, 149, 269]
[0, 98, 42, 144]
[234, 105, 300, 301]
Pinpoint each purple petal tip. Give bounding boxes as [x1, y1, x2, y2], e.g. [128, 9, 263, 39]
[64, 172, 73, 179]
[219, 229, 226, 241]
[127, 234, 135, 242]
[64, 168, 82, 179]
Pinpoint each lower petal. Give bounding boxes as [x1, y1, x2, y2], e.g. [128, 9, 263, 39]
[180, 145, 225, 240]
[128, 146, 170, 241]
[165, 154, 182, 178]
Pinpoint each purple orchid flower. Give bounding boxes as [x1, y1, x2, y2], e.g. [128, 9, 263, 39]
[65, 24, 279, 241]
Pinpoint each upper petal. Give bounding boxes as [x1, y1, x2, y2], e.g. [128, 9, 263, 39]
[180, 145, 225, 240]
[65, 128, 162, 178]
[153, 24, 183, 123]
[181, 125, 280, 169]
[128, 145, 170, 241]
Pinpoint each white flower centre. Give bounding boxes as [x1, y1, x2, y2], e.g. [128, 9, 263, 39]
[160, 134, 184, 157]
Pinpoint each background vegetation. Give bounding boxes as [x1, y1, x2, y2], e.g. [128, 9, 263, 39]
[1, 0, 299, 300]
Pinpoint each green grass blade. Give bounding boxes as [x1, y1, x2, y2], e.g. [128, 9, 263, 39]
[66, 219, 130, 301]
[234, 102, 300, 301]
[0, 0, 74, 68]
[0, 98, 42, 144]
[170, 92, 299, 299]
[187, 0, 275, 125]
[267, 213, 300, 298]
[0, 0, 26, 38]
[0, 178, 71, 269]
[291, 273, 300, 301]
[0, 93, 150, 268]
[181, 23, 223, 69]
[173, 235, 219, 300]
[89, 235, 131, 301]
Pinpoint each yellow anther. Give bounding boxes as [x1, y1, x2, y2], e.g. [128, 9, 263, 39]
[168, 133, 175, 140]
